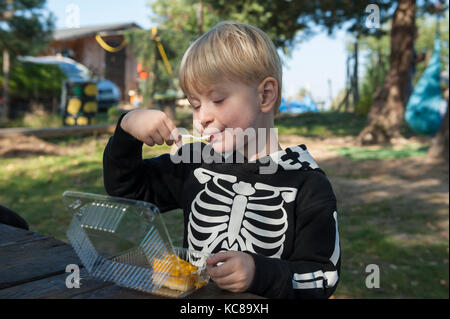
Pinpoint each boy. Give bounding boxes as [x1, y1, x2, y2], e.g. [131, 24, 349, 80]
[103, 21, 340, 299]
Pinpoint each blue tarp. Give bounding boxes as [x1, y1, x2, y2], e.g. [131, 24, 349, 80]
[405, 33, 445, 136]
[279, 95, 319, 114]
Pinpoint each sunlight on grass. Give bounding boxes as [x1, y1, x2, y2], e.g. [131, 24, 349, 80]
[337, 198, 449, 298]
[0, 134, 171, 241]
[275, 112, 367, 137]
[329, 144, 429, 161]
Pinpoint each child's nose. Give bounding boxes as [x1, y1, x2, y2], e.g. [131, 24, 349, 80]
[198, 105, 214, 128]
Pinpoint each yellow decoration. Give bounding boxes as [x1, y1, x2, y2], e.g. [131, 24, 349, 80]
[67, 98, 82, 115]
[156, 42, 173, 75]
[77, 116, 89, 126]
[84, 84, 98, 96]
[151, 26, 173, 75]
[95, 34, 127, 53]
[65, 116, 75, 126]
[83, 101, 98, 113]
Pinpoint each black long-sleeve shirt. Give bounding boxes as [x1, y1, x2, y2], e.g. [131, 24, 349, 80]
[103, 116, 341, 299]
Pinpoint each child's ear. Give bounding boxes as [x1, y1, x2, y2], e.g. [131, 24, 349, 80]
[257, 77, 278, 113]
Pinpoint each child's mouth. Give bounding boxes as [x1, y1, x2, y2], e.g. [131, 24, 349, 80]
[209, 130, 225, 142]
[204, 128, 225, 142]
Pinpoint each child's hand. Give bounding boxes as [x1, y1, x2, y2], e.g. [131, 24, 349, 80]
[206, 251, 255, 293]
[120, 109, 180, 146]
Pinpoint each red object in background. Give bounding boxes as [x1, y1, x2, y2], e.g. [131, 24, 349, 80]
[137, 62, 149, 80]
[139, 71, 149, 80]
[137, 63, 143, 73]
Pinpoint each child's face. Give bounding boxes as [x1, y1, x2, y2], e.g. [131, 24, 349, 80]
[187, 79, 265, 154]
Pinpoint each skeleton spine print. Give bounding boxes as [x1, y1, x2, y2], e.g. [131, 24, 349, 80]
[188, 168, 297, 258]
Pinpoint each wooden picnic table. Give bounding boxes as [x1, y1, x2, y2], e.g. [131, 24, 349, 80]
[0, 223, 263, 299]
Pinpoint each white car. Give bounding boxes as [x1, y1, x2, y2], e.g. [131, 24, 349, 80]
[18, 55, 121, 111]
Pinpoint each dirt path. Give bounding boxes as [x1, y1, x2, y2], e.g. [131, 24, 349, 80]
[0, 134, 68, 157]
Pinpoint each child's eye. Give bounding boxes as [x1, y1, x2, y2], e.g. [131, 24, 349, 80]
[213, 98, 225, 104]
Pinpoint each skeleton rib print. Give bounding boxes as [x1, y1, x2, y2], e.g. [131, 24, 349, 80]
[188, 168, 297, 258]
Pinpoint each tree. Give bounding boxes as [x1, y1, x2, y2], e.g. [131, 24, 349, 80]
[149, 0, 221, 36]
[205, 0, 448, 145]
[124, 26, 192, 119]
[204, 0, 394, 53]
[355, 33, 390, 115]
[427, 100, 449, 162]
[144, 0, 393, 116]
[355, 12, 449, 117]
[357, 0, 416, 144]
[0, 0, 54, 123]
[357, 0, 447, 144]
[122, 1, 221, 119]
[413, 13, 449, 84]
[146, 0, 447, 133]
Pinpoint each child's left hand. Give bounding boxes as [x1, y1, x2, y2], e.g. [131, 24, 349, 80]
[206, 251, 255, 293]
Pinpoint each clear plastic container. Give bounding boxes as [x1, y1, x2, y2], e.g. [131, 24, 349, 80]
[63, 191, 211, 298]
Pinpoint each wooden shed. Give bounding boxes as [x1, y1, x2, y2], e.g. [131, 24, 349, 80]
[46, 22, 141, 102]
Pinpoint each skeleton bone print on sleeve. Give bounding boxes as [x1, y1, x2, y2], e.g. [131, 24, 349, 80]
[188, 168, 297, 258]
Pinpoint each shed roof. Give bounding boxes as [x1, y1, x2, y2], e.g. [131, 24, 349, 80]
[53, 22, 142, 41]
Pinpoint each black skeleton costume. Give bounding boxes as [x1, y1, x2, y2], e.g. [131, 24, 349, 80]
[103, 115, 341, 299]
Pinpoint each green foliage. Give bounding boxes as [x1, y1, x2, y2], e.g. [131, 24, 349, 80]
[4, 61, 66, 100]
[0, 0, 54, 56]
[355, 29, 391, 115]
[149, 0, 221, 36]
[413, 13, 449, 85]
[124, 27, 191, 105]
[204, 0, 395, 54]
[140, 0, 398, 102]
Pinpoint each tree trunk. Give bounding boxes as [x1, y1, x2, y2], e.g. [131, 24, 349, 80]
[427, 101, 449, 162]
[1, 49, 10, 123]
[197, 1, 204, 36]
[353, 39, 359, 110]
[357, 0, 416, 145]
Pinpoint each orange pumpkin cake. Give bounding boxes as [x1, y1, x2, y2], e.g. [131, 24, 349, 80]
[152, 254, 204, 292]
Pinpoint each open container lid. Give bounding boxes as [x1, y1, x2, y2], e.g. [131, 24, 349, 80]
[63, 190, 186, 293]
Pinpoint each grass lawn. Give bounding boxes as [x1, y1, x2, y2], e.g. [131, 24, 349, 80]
[338, 198, 448, 298]
[0, 111, 447, 298]
[275, 112, 368, 137]
[330, 144, 429, 161]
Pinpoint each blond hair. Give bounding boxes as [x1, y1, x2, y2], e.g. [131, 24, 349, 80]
[179, 21, 282, 112]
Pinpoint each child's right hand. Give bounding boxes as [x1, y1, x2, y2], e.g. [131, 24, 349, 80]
[120, 109, 180, 146]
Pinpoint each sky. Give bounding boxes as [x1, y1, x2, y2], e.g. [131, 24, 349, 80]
[46, 0, 348, 106]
